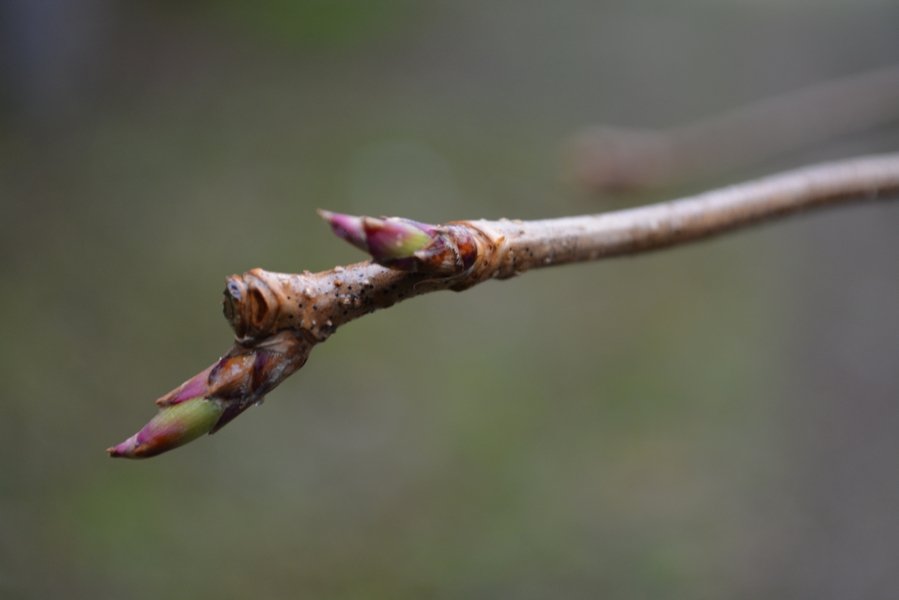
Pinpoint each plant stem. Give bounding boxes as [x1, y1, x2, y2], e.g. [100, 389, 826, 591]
[111, 153, 899, 458]
[228, 153, 899, 345]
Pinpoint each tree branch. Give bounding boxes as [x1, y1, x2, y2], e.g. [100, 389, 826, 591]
[109, 153, 899, 458]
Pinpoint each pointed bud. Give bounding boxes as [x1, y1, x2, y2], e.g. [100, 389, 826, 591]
[361, 216, 434, 262]
[318, 210, 369, 252]
[319, 209, 443, 270]
[108, 331, 312, 459]
[108, 397, 225, 459]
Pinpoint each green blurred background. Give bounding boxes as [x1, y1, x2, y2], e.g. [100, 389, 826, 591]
[2, 1, 899, 598]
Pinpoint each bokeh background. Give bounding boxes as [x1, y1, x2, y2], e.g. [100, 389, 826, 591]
[2, 1, 899, 598]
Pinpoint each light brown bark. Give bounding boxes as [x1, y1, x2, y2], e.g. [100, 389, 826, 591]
[227, 153, 899, 346]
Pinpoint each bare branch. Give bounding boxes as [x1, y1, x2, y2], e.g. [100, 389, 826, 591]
[109, 153, 899, 458]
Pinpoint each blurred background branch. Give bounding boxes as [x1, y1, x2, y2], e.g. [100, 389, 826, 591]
[567, 63, 899, 193]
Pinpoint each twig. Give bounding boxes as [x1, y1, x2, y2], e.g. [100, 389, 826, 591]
[109, 153, 899, 458]
[569, 63, 899, 191]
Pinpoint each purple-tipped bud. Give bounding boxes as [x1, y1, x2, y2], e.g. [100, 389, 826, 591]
[319, 209, 443, 270]
[108, 331, 311, 460]
[361, 216, 434, 262]
[319, 210, 480, 275]
[108, 397, 225, 459]
[318, 210, 369, 252]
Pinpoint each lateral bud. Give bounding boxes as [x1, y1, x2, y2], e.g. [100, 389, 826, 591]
[318, 210, 477, 275]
